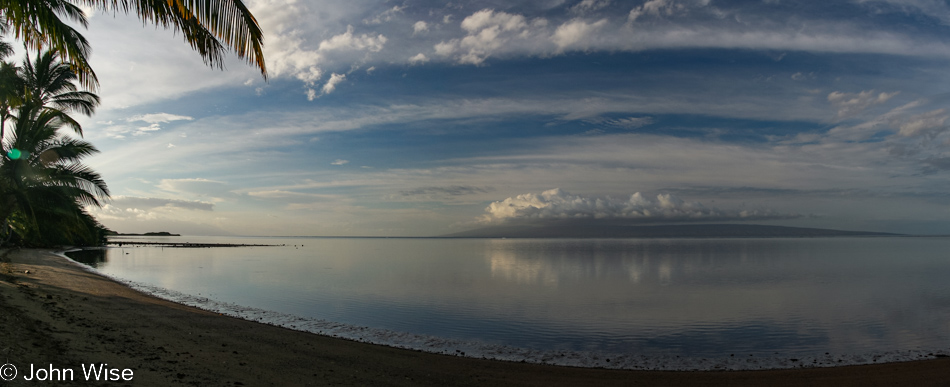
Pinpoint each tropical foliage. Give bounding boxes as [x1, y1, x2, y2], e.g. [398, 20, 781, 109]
[0, 0, 266, 245]
[20, 50, 99, 134]
[0, 0, 267, 87]
[0, 50, 110, 247]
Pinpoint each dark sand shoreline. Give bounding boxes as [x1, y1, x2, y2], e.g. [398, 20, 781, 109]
[1, 248, 949, 386]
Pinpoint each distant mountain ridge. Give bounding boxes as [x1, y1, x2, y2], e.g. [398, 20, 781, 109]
[105, 231, 181, 236]
[441, 224, 899, 238]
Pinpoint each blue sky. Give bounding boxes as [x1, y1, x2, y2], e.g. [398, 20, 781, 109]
[51, 0, 950, 236]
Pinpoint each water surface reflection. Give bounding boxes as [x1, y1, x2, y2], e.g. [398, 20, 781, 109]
[80, 237, 950, 360]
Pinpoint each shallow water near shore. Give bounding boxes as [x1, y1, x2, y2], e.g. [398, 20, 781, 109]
[68, 236, 950, 370]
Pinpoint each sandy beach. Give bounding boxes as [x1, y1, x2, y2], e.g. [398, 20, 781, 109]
[1, 248, 949, 386]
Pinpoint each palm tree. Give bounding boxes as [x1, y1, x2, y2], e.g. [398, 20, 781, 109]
[21, 50, 99, 135]
[0, 102, 109, 246]
[0, 49, 94, 153]
[0, 0, 266, 87]
[0, 51, 108, 246]
[0, 60, 23, 142]
[0, 39, 19, 144]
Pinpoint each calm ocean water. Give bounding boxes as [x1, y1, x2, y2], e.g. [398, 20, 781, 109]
[67, 236, 950, 370]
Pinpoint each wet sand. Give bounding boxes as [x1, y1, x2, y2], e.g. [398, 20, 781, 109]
[1, 248, 949, 386]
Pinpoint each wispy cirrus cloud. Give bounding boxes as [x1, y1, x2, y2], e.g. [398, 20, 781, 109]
[96, 112, 195, 138]
[99, 196, 214, 212]
[828, 90, 899, 119]
[127, 113, 194, 124]
[400, 185, 495, 199]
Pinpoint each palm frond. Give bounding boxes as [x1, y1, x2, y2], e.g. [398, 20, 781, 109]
[49, 91, 99, 115]
[0, 41, 13, 59]
[36, 107, 82, 135]
[48, 163, 110, 200]
[0, 0, 98, 88]
[43, 137, 99, 163]
[80, 0, 266, 77]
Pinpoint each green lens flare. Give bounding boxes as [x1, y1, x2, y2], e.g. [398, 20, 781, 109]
[7, 149, 21, 160]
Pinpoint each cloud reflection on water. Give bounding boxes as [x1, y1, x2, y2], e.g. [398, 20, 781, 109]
[88, 237, 950, 358]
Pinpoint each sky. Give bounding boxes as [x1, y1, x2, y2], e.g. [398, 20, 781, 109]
[36, 0, 950, 236]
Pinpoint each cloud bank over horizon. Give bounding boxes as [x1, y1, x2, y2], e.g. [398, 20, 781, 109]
[478, 189, 797, 225]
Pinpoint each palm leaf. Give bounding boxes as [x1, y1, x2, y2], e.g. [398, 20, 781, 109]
[79, 0, 266, 77]
[0, 0, 98, 87]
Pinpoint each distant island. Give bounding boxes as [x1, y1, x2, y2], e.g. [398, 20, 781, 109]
[441, 223, 900, 238]
[105, 231, 181, 237]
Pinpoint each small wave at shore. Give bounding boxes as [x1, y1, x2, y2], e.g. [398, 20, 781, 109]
[60, 251, 950, 371]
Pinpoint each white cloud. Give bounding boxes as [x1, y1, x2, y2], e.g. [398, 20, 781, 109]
[435, 9, 543, 65]
[460, 9, 528, 33]
[248, 0, 324, 81]
[136, 123, 162, 132]
[587, 116, 656, 128]
[318, 25, 388, 52]
[295, 66, 323, 87]
[896, 109, 949, 138]
[331, 159, 349, 165]
[552, 18, 609, 50]
[322, 73, 347, 95]
[413, 21, 429, 34]
[628, 0, 685, 22]
[419, 3, 950, 68]
[103, 196, 215, 211]
[98, 112, 195, 138]
[858, 0, 950, 24]
[572, 0, 612, 14]
[87, 196, 232, 235]
[409, 53, 430, 65]
[828, 90, 900, 119]
[127, 113, 194, 124]
[223, 3, 393, 101]
[609, 116, 655, 128]
[434, 40, 457, 57]
[479, 188, 790, 224]
[363, 5, 404, 25]
[790, 72, 815, 81]
[821, 99, 924, 142]
[92, 205, 158, 221]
